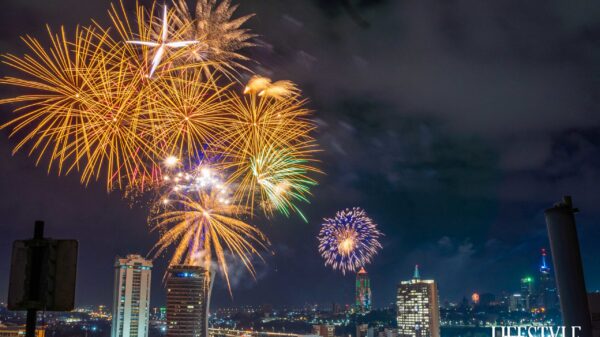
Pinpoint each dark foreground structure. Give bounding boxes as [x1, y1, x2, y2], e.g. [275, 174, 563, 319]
[545, 196, 592, 337]
[166, 265, 212, 337]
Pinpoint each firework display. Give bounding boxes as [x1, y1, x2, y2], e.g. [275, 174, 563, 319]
[153, 161, 268, 289]
[0, 0, 320, 287]
[318, 207, 383, 274]
[219, 77, 319, 217]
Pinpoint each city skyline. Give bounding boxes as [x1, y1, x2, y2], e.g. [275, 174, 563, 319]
[1, 0, 600, 314]
[0, 246, 560, 311]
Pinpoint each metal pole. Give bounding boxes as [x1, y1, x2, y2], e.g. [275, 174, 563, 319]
[25, 220, 44, 337]
[25, 310, 37, 337]
[544, 197, 592, 337]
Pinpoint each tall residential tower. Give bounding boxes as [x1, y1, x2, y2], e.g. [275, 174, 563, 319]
[111, 255, 152, 337]
[396, 265, 440, 337]
[355, 267, 372, 313]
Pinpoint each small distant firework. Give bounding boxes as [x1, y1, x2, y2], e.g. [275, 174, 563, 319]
[318, 207, 383, 274]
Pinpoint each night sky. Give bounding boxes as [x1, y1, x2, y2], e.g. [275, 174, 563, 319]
[1, 0, 600, 310]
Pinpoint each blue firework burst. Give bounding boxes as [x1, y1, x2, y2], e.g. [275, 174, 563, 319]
[318, 207, 383, 274]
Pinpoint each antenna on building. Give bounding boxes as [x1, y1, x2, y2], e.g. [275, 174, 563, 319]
[414, 264, 420, 280]
[540, 248, 550, 274]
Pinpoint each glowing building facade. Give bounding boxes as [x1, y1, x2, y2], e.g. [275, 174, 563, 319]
[111, 255, 152, 337]
[166, 265, 212, 337]
[396, 265, 440, 337]
[356, 267, 372, 313]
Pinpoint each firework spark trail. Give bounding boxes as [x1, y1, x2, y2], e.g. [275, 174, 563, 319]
[318, 207, 383, 274]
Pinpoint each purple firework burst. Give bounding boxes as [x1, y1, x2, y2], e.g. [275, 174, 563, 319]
[318, 207, 383, 274]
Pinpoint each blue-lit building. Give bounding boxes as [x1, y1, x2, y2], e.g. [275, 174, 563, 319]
[537, 248, 559, 312]
[166, 265, 212, 337]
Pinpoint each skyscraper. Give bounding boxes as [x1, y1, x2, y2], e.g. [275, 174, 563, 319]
[111, 255, 152, 337]
[537, 248, 559, 312]
[396, 265, 440, 337]
[356, 267, 372, 313]
[520, 276, 534, 311]
[166, 265, 213, 337]
[509, 293, 524, 312]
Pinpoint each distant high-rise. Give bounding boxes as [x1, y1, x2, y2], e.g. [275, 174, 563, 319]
[520, 276, 534, 311]
[537, 248, 559, 312]
[313, 324, 335, 337]
[356, 267, 372, 313]
[166, 265, 212, 337]
[396, 265, 440, 337]
[356, 324, 369, 337]
[509, 293, 524, 312]
[111, 255, 152, 337]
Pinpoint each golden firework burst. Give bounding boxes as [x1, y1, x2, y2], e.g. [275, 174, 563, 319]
[217, 77, 319, 217]
[152, 187, 268, 290]
[0, 26, 160, 189]
[145, 69, 232, 167]
[169, 0, 255, 74]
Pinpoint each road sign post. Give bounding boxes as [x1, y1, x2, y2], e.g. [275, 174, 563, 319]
[7, 221, 78, 337]
[25, 221, 44, 337]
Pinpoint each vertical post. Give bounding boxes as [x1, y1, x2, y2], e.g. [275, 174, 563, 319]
[544, 196, 592, 337]
[25, 310, 37, 337]
[26, 220, 44, 337]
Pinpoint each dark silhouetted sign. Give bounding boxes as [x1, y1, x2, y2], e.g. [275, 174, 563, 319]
[8, 225, 77, 311]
